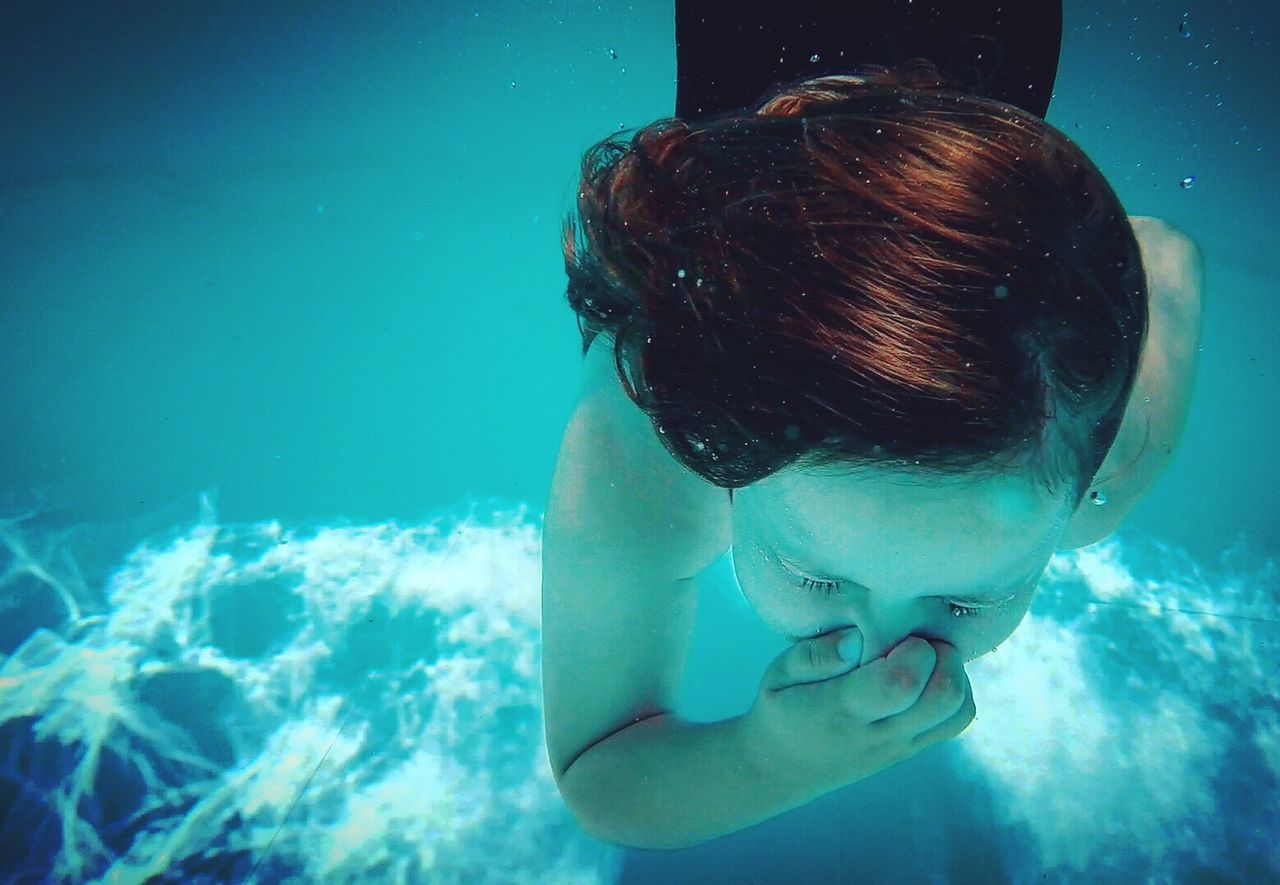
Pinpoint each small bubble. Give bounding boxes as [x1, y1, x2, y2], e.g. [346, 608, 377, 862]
[657, 424, 666, 435]
[609, 48, 618, 59]
[810, 53, 820, 63]
[1090, 490, 1109, 506]
[1179, 16, 1191, 38]
[1180, 175, 1196, 190]
[994, 284, 1010, 299]
[677, 268, 687, 279]
[696, 277, 704, 287]
[646, 335, 653, 344]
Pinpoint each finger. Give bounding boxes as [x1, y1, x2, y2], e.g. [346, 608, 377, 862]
[871, 639, 972, 741]
[835, 635, 938, 722]
[761, 628, 861, 691]
[910, 668, 976, 748]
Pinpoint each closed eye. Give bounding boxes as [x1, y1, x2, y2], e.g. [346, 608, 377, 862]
[797, 575, 842, 595]
[785, 563, 1017, 619]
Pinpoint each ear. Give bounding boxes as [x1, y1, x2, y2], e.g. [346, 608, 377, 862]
[1058, 215, 1204, 551]
[1057, 416, 1153, 550]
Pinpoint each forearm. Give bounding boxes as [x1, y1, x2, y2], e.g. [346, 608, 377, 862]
[557, 711, 827, 850]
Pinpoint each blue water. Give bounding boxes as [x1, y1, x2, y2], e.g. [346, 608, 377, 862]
[1, 2, 1276, 882]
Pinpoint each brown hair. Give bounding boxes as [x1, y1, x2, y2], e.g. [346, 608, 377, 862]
[561, 59, 1147, 507]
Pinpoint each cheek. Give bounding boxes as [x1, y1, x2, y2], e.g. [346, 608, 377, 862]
[959, 597, 1034, 660]
[729, 541, 824, 634]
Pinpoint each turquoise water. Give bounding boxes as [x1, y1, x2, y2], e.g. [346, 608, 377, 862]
[1, 2, 1276, 882]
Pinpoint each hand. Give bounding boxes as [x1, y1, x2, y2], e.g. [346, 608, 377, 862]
[739, 629, 976, 797]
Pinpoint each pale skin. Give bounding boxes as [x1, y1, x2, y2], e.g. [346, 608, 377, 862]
[541, 214, 1204, 844]
[729, 215, 1204, 665]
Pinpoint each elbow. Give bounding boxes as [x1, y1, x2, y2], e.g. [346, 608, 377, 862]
[554, 765, 627, 847]
[554, 758, 673, 850]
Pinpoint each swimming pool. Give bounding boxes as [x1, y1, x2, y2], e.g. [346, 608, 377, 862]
[1, 2, 1276, 882]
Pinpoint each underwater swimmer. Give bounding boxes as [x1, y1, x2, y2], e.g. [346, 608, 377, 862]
[541, 0, 1203, 850]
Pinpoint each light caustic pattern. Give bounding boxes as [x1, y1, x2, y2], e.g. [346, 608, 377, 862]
[0, 495, 620, 884]
[959, 535, 1279, 880]
[0, 493, 1278, 882]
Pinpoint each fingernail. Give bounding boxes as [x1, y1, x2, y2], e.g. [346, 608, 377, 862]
[838, 628, 862, 663]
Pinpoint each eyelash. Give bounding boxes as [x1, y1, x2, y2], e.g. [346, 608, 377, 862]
[794, 575, 984, 618]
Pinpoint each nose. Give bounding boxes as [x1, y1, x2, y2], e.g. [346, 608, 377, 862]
[826, 598, 923, 667]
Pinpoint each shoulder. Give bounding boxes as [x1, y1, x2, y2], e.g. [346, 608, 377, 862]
[569, 333, 732, 579]
[1129, 215, 1204, 336]
[1058, 215, 1204, 549]
[1128, 215, 1204, 437]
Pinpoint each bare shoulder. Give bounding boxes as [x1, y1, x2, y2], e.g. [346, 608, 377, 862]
[1058, 216, 1204, 549]
[571, 333, 732, 580]
[1129, 215, 1205, 340]
[1129, 215, 1205, 420]
[540, 335, 732, 784]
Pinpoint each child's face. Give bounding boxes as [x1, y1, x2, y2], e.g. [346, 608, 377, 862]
[728, 463, 1076, 664]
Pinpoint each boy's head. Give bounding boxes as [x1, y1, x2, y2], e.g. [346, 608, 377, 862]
[562, 60, 1148, 657]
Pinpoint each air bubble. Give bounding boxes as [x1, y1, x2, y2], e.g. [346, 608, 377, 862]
[1090, 490, 1109, 506]
[1179, 16, 1191, 38]
[810, 53, 820, 63]
[677, 269, 687, 279]
[1180, 175, 1196, 190]
[994, 284, 1010, 299]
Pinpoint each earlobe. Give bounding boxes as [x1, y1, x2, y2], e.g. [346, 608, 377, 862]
[1058, 487, 1120, 550]
[1059, 216, 1201, 550]
[1058, 423, 1156, 550]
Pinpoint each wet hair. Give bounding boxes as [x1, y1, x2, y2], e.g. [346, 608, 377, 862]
[561, 58, 1147, 508]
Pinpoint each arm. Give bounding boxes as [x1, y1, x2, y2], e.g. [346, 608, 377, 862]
[543, 344, 800, 849]
[555, 708, 832, 850]
[542, 404, 850, 849]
